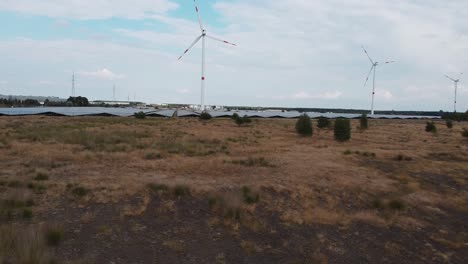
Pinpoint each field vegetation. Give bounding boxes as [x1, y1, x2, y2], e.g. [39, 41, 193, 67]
[0, 116, 467, 263]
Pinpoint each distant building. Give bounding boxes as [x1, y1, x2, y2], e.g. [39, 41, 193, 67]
[90, 100, 145, 107]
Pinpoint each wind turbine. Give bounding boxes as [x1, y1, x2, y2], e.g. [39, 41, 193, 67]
[445, 73, 462, 112]
[177, 0, 236, 112]
[361, 46, 394, 115]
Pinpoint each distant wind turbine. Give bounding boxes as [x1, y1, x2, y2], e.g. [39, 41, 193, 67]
[177, 0, 236, 112]
[445, 73, 462, 113]
[362, 46, 394, 115]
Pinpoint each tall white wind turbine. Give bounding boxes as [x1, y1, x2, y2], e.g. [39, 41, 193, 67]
[445, 73, 462, 112]
[361, 46, 394, 115]
[177, 0, 236, 112]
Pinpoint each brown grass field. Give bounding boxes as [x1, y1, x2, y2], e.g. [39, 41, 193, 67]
[0, 116, 467, 263]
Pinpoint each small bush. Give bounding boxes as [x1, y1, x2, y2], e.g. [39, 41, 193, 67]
[34, 172, 49, 181]
[22, 208, 33, 219]
[208, 197, 218, 208]
[388, 199, 405, 211]
[242, 187, 259, 204]
[134, 111, 146, 119]
[462, 128, 468, 138]
[360, 114, 368, 129]
[317, 117, 330, 129]
[396, 154, 412, 161]
[372, 199, 384, 209]
[199, 112, 212, 120]
[7, 180, 22, 188]
[231, 113, 240, 120]
[334, 118, 351, 142]
[343, 150, 352, 155]
[295, 114, 313, 136]
[425, 122, 437, 133]
[173, 185, 190, 197]
[147, 183, 169, 193]
[144, 152, 163, 160]
[231, 157, 271, 167]
[234, 115, 252, 126]
[45, 227, 64, 247]
[71, 186, 88, 197]
[445, 119, 453, 129]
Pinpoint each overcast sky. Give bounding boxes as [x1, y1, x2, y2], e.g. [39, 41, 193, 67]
[0, 0, 467, 111]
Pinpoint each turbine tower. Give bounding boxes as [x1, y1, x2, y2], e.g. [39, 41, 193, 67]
[71, 72, 76, 97]
[362, 46, 394, 115]
[445, 73, 462, 113]
[177, 0, 236, 112]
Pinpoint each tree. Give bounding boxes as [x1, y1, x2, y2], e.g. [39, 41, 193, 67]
[295, 114, 313, 136]
[360, 113, 368, 129]
[67, 96, 89, 107]
[317, 116, 330, 129]
[199, 111, 212, 120]
[425, 122, 437, 133]
[334, 118, 351, 141]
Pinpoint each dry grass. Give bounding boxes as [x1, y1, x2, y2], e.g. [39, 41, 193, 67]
[0, 116, 467, 240]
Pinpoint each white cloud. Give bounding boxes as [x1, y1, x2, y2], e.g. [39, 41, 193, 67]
[176, 88, 191, 94]
[0, 0, 178, 20]
[80, 69, 124, 81]
[375, 89, 394, 100]
[291, 91, 342, 100]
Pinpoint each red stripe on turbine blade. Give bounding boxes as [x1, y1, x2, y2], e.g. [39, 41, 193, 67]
[195, 7, 198, 12]
[202, 77, 205, 80]
[184, 50, 188, 54]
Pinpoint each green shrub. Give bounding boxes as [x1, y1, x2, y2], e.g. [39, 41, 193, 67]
[242, 187, 259, 204]
[295, 114, 313, 136]
[134, 111, 146, 119]
[173, 185, 190, 197]
[234, 115, 252, 126]
[71, 186, 88, 197]
[372, 199, 384, 209]
[462, 128, 468, 138]
[22, 208, 33, 219]
[34, 172, 49, 181]
[317, 117, 330, 129]
[425, 122, 436, 133]
[360, 114, 368, 129]
[231, 113, 240, 120]
[343, 150, 352, 155]
[144, 152, 163, 160]
[388, 199, 405, 211]
[334, 118, 351, 142]
[445, 119, 453, 129]
[199, 112, 212, 120]
[45, 228, 64, 247]
[147, 183, 169, 193]
[7, 180, 22, 188]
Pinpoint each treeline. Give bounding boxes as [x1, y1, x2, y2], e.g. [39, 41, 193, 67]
[226, 106, 445, 117]
[442, 111, 468, 121]
[0, 98, 41, 107]
[0, 96, 89, 107]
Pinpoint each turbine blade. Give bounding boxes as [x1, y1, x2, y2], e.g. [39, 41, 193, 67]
[206, 35, 237, 46]
[363, 66, 374, 89]
[445, 75, 456, 82]
[361, 45, 374, 65]
[177, 35, 203, 61]
[193, 0, 204, 32]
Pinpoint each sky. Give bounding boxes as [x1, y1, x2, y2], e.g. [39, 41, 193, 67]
[0, 0, 467, 111]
